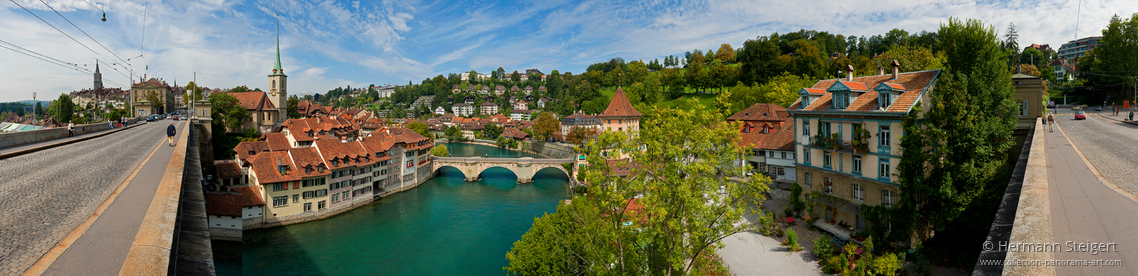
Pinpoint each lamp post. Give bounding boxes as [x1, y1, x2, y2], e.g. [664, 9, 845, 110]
[32, 92, 36, 123]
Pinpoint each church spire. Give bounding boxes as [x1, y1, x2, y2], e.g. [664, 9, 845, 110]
[272, 20, 283, 75]
[95, 60, 100, 73]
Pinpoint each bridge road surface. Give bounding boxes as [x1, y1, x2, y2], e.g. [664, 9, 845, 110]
[1047, 110, 1138, 275]
[0, 121, 187, 275]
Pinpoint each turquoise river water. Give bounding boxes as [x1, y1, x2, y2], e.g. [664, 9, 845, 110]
[213, 142, 570, 275]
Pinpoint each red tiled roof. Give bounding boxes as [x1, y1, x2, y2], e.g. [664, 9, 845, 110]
[606, 159, 641, 177]
[234, 141, 271, 162]
[229, 92, 270, 110]
[789, 70, 940, 113]
[598, 87, 642, 118]
[802, 88, 826, 95]
[288, 147, 330, 178]
[727, 103, 789, 122]
[215, 160, 242, 178]
[262, 132, 291, 151]
[837, 80, 869, 91]
[205, 186, 265, 216]
[249, 151, 301, 184]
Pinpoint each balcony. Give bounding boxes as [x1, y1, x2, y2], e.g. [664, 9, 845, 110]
[806, 138, 870, 155]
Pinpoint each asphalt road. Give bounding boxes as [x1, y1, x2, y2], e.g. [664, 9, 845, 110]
[1047, 110, 1138, 275]
[1052, 108, 1138, 196]
[0, 120, 184, 275]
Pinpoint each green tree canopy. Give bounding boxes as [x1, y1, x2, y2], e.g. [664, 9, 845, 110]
[895, 17, 1017, 245]
[210, 92, 251, 132]
[506, 105, 769, 275]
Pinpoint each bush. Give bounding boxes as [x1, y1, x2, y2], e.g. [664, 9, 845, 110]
[873, 253, 901, 276]
[775, 226, 784, 238]
[813, 236, 835, 260]
[784, 228, 801, 252]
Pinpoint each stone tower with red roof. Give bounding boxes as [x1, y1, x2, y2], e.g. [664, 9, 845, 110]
[597, 86, 642, 133]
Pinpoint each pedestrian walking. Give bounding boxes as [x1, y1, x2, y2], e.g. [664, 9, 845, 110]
[68, 122, 74, 137]
[1047, 112, 1054, 132]
[166, 122, 176, 147]
[1130, 111, 1134, 122]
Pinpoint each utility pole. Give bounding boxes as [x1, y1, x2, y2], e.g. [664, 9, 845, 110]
[192, 72, 196, 119]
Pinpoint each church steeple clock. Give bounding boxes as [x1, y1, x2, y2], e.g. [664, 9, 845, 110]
[268, 20, 288, 123]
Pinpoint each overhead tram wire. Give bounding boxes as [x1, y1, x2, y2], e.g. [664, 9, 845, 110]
[98, 59, 132, 80]
[0, 39, 87, 70]
[81, 0, 142, 59]
[0, 43, 90, 74]
[9, 0, 99, 55]
[40, 0, 130, 66]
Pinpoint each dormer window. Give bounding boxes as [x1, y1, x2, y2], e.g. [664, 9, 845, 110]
[762, 126, 770, 134]
[317, 164, 326, 173]
[331, 158, 339, 166]
[743, 125, 751, 133]
[879, 93, 892, 109]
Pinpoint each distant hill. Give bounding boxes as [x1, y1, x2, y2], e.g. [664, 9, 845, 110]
[13, 100, 50, 106]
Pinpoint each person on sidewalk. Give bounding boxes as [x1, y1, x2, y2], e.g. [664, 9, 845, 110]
[1130, 111, 1134, 122]
[166, 122, 176, 147]
[68, 122, 74, 137]
[1047, 112, 1054, 132]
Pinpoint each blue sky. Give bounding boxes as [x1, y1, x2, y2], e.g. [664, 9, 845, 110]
[1, 0, 1136, 102]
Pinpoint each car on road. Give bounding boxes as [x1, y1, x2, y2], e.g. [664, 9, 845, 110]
[1095, 106, 1102, 111]
[146, 115, 156, 122]
[1075, 110, 1086, 120]
[172, 114, 180, 120]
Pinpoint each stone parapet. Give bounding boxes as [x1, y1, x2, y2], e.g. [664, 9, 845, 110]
[1002, 118, 1054, 276]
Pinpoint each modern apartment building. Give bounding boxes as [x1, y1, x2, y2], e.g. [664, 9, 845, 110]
[1057, 36, 1101, 60]
[788, 63, 941, 232]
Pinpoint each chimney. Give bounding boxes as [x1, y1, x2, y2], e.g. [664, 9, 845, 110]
[891, 60, 900, 80]
[846, 65, 854, 81]
[877, 66, 884, 75]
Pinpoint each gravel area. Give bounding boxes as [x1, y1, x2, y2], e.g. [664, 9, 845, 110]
[1055, 109, 1138, 197]
[0, 122, 165, 275]
[718, 198, 825, 275]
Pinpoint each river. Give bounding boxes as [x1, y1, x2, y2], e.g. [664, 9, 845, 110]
[214, 142, 570, 275]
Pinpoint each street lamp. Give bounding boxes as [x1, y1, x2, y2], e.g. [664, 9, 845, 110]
[32, 92, 36, 123]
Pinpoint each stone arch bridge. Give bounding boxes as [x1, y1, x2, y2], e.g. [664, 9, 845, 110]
[433, 157, 574, 183]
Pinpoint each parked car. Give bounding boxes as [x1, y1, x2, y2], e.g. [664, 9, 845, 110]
[146, 115, 156, 122]
[1095, 106, 1102, 111]
[1075, 110, 1086, 120]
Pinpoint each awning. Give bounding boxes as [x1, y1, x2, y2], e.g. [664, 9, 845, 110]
[807, 194, 861, 215]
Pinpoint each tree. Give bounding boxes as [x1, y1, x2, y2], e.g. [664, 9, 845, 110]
[716, 43, 736, 62]
[481, 123, 504, 138]
[34, 102, 43, 119]
[185, 81, 205, 106]
[872, 44, 945, 73]
[468, 70, 479, 84]
[287, 95, 302, 119]
[210, 92, 251, 132]
[53, 94, 75, 123]
[532, 112, 560, 141]
[408, 121, 430, 139]
[445, 125, 464, 141]
[146, 91, 165, 114]
[511, 70, 521, 82]
[430, 144, 449, 157]
[506, 106, 769, 275]
[896, 17, 1018, 246]
[16, 103, 25, 117]
[564, 126, 597, 145]
[230, 85, 251, 93]
[1002, 22, 1019, 55]
[1078, 13, 1138, 90]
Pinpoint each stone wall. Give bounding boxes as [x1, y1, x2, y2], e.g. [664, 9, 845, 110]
[246, 196, 376, 230]
[524, 141, 576, 159]
[0, 122, 111, 148]
[209, 228, 242, 242]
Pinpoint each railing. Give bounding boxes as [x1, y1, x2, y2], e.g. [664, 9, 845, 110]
[433, 156, 574, 163]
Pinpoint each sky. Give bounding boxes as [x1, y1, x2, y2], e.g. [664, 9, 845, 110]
[0, 0, 1135, 102]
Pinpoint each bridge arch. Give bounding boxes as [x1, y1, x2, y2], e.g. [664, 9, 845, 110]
[432, 157, 573, 183]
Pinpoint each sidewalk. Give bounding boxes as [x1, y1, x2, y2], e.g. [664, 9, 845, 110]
[0, 122, 145, 158]
[1093, 107, 1138, 126]
[31, 122, 188, 276]
[1045, 122, 1138, 275]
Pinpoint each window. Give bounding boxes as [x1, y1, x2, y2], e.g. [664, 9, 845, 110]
[1020, 100, 1029, 116]
[853, 184, 864, 201]
[302, 179, 315, 187]
[318, 200, 326, 210]
[316, 178, 326, 185]
[781, 152, 787, 159]
[803, 149, 810, 163]
[804, 173, 812, 187]
[273, 183, 288, 191]
[823, 122, 832, 135]
[882, 190, 895, 207]
[823, 152, 831, 168]
[342, 191, 349, 200]
[293, 194, 299, 203]
[303, 202, 312, 212]
[332, 193, 339, 203]
[825, 177, 833, 193]
[272, 196, 288, 207]
[803, 121, 810, 136]
[879, 159, 891, 179]
[879, 126, 891, 147]
[879, 92, 892, 109]
[852, 156, 862, 173]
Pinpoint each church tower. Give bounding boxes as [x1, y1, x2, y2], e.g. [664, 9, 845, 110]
[93, 59, 103, 90]
[268, 21, 288, 123]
